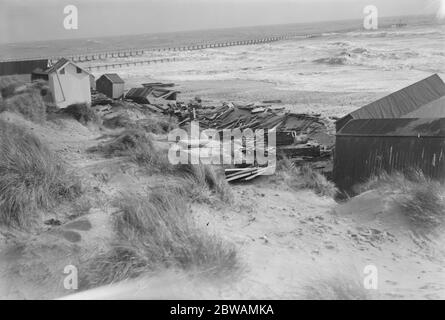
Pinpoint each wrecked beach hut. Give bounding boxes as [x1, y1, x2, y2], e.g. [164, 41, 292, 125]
[96, 73, 125, 99]
[31, 68, 51, 82]
[336, 74, 445, 132]
[142, 82, 175, 88]
[125, 87, 179, 104]
[30, 57, 92, 108]
[334, 118, 445, 192]
[195, 104, 330, 144]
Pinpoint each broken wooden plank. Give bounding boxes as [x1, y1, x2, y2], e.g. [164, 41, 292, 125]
[225, 167, 257, 172]
[278, 144, 321, 158]
[244, 166, 275, 181]
[225, 167, 258, 179]
[226, 170, 259, 182]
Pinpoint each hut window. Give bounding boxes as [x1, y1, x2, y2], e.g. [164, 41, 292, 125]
[60, 68, 65, 74]
[76, 67, 82, 74]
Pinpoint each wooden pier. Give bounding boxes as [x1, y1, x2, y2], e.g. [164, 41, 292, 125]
[0, 34, 315, 70]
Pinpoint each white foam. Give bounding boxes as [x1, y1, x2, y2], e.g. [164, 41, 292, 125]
[89, 24, 445, 93]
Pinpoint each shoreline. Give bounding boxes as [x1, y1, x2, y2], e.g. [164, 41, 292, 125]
[124, 77, 386, 118]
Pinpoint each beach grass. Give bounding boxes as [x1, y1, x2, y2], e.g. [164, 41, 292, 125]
[81, 188, 239, 289]
[277, 157, 337, 198]
[356, 170, 445, 233]
[0, 120, 81, 228]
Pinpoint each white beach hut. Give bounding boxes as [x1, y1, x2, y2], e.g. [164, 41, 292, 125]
[34, 58, 92, 108]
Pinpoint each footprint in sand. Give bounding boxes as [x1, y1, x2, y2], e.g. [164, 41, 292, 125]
[61, 230, 82, 243]
[57, 218, 93, 243]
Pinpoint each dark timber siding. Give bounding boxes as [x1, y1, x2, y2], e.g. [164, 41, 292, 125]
[334, 118, 445, 191]
[96, 74, 124, 99]
[96, 78, 113, 98]
[0, 60, 48, 76]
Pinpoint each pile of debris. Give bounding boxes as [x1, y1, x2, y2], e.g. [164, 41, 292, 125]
[172, 102, 335, 182]
[189, 102, 332, 150]
[90, 77, 335, 182]
[91, 91, 113, 106]
[125, 84, 179, 106]
[225, 166, 277, 182]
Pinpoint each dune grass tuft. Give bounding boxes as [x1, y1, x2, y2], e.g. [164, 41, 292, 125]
[88, 129, 152, 157]
[82, 189, 239, 289]
[137, 116, 178, 134]
[102, 110, 177, 135]
[60, 103, 98, 125]
[131, 136, 174, 174]
[89, 128, 174, 173]
[0, 120, 82, 228]
[0, 89, 46, 123]
[0, 75, 26, 98]
[0, 77, 50, 123]
[356, 170, 445, 233]
[277, 157, 337, 198]
[173, 164, 233, 203]
[89, 129, 232, 203]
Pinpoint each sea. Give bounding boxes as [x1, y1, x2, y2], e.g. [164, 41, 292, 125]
[1, 14, 444, 93]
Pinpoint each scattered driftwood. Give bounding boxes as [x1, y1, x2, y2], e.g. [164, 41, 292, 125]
[262, 99, 282, 104]
[165, 101, 334, 181]
[225, 166, 275, 182]
[279, 144, 321, 158]
[91, 79, 334, 181]
[91, 92, 113, 106]
[142, 82, 175, 88]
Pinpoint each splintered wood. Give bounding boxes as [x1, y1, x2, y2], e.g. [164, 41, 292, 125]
[225, 166, 276, 182]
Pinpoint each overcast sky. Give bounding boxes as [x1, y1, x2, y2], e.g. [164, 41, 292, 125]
[0, 0, 441, 44]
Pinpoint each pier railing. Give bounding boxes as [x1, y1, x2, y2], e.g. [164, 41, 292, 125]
[84, 57, 180, 72]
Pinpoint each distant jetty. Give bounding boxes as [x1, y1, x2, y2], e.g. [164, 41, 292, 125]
[391, 20, 407, 28]
[0, 34, 315, 66]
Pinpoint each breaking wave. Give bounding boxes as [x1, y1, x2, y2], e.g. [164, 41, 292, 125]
[345, 29, 443, 39]
[313, 43, 422, 68]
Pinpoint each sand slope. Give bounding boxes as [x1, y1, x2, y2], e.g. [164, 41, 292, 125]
[1, 112, 444, 300]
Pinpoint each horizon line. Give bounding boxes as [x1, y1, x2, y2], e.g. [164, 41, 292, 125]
[0, 13, 436, 47]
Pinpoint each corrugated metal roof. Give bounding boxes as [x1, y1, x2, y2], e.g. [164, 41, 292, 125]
[126, 87, 152, 98]
[142, 82, 175, 88]
[336, 74, 445, 131]
[46, 58, 70, 73]
[335, 114, 353, 132]
[337, 118, 445, 137]
[102, 73, 124, 84]
[126, 87, 179, 100]
[280, 113, 324, 132]
[402, 96, 445, 118]
[351, 74, 445, 119]
[45, 57, 91, 75]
